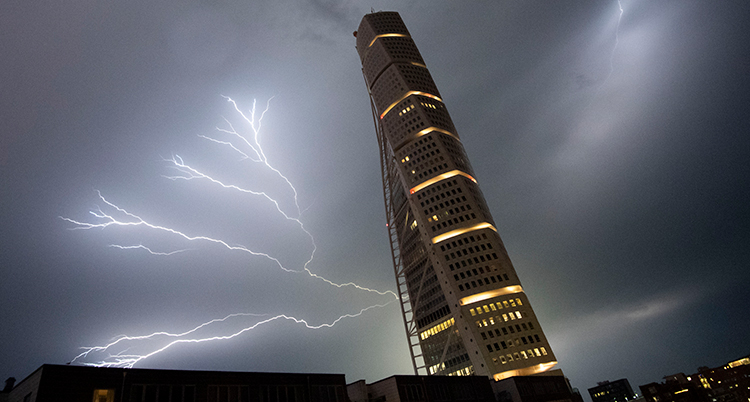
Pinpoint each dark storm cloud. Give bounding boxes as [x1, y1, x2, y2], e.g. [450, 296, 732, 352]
[1, 0, 748, 398]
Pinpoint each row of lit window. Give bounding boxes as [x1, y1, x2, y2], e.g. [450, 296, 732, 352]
[447, 366, 474, 377]
[476, 311, 524, 328]
[428, 353, 470, 374]
[398, 104, 415, 116]
[471, 298, 522, 315]
[419, 317, 455, 340]
[428, 362, 446, 375]
[492, 348, 548, 365]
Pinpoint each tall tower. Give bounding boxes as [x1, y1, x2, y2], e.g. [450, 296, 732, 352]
[355, 12, 557, 381]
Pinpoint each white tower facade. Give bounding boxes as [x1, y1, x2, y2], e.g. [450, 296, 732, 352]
[355, 11, 557, 381]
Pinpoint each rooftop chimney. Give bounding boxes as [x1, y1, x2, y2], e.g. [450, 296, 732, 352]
[3, 377, 15, 392]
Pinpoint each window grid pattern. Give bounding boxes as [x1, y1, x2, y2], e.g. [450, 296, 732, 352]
[362, 37, 424, 84]
[415, 178, 493, 241]
[433, 228, 516, 296]
[370, 64, 441, 115]
[382, 95, 457, 150]
[355, 11, 409, 57]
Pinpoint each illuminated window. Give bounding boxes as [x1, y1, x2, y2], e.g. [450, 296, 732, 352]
[540, 347, 547, 355]
[502, 314, 508, 322]
[489, 304, 496, 311]
[92, 389, 115, 402]
[503, 301, 509, 308]
[515, 311, 522, 319]
[516, 298, 523, 306]
[483, 305, 490, 313]
[534, 348, 541, 356]
[510, 299, 516, 307]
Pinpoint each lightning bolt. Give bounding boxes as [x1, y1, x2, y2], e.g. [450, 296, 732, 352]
[62, 96, 397, 367]
[71, 301, 396, 368]
[108, 244, 191, 256]
[606, 0, 625, 82]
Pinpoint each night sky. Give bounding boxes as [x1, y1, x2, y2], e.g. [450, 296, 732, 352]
[2, 0, 749, 397]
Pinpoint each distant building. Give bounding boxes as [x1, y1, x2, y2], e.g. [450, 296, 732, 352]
[635, 354, 750, 402]
[639, 376, 706, 402]
[588, 379, 636, 402]
[692, 355, 750, 402]
[1, 364, 348, 402]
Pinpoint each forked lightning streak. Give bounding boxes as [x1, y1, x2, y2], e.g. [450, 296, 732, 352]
[62, 96, 397, 367]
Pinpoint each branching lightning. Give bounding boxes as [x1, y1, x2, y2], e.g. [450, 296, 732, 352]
[62, 96, 397, 367]
[71, 301, 396, 368]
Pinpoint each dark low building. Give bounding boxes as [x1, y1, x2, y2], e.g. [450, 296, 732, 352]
[639, 375, 707, 402]
[1, 364, 348, 402]
[347, 374, 494, 402]
[347, 370, 578, 402]
[491, 371, 578, 402]
[588, 379, 636, 402]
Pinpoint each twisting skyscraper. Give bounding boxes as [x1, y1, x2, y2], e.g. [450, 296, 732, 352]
[355, 12, 557, 381]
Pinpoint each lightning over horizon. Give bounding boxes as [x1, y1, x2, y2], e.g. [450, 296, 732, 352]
[70, 301, 397, 368]
[61, 96, 397, 368]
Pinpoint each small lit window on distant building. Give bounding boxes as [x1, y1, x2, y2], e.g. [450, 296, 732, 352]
[93, 389, 115, 402]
